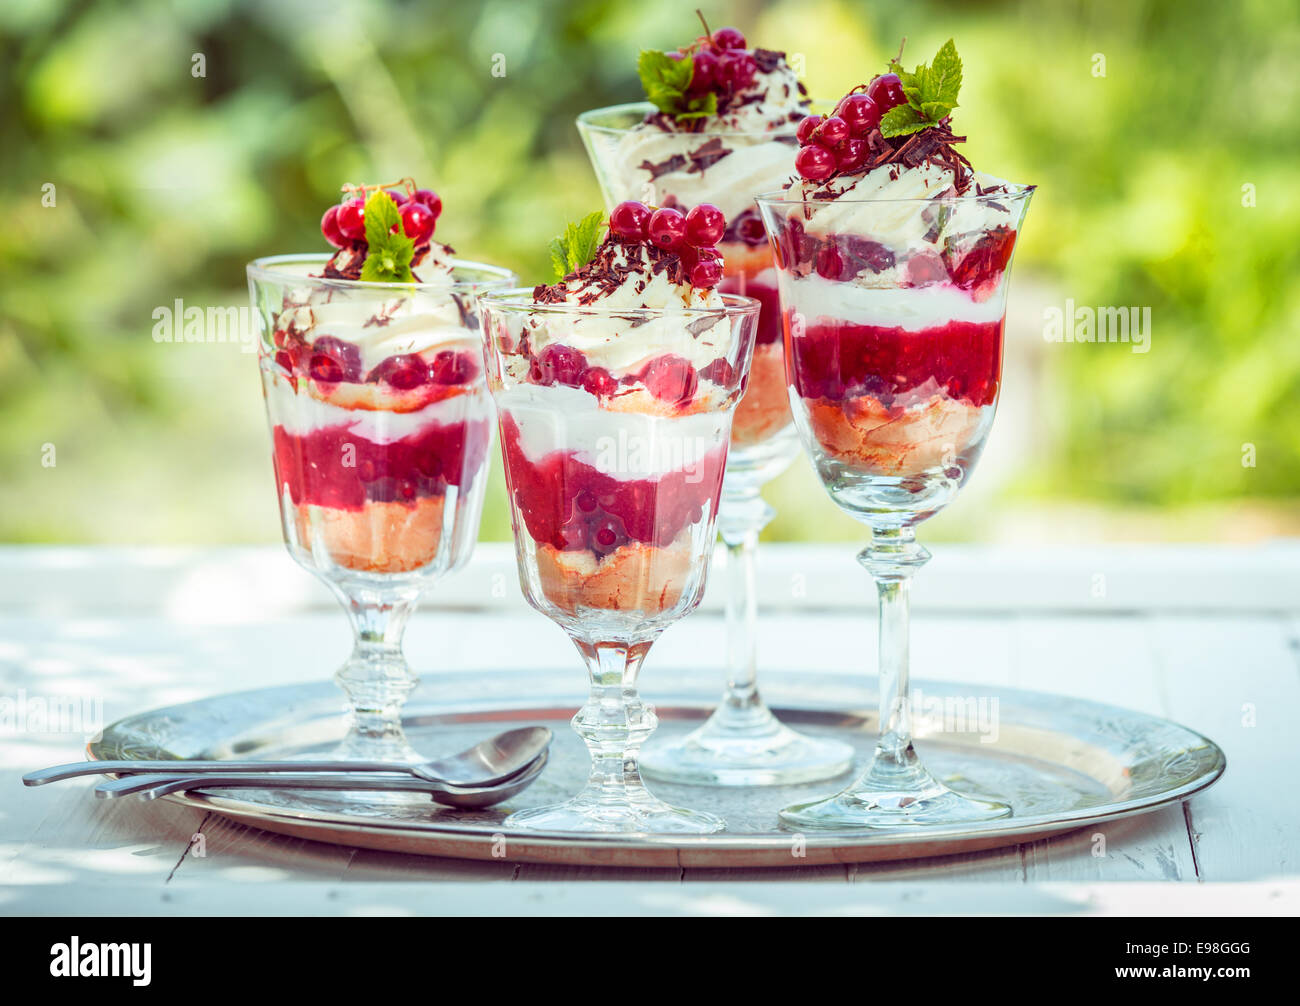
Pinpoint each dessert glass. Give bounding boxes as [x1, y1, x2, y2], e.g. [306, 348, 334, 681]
[247, 254, 513, 764]
[478, 289, 759, 832]
[756, 183, 1034, 827]
[578, 102, 852, 785]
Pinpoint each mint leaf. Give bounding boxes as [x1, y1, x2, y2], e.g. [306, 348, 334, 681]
[675, 91, 718, 120]
[638, 48, 711, 122]
[880, 104, 928, 138]
[928, 39, 962, 109]
[359, 190, 415, 283]
[549, 210, 606, 280]
[548, 239, 569, 283]
[881, 39, 962, 137]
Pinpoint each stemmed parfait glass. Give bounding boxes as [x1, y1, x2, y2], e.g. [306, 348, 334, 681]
[477, 289, 759, 833]
[247, 254, 513, 768]
[755, 182, 1034, 827]
[578, 103, 853, 786]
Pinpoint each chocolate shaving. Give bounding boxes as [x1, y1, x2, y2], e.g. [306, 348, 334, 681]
[533, 234, 697, 306]
[686, 315, 719, 337]
[752, 48, 785, 74]
[686, 136, 732, 173]
[806, 119, 975, 201]
[321, 243, 366, 281]
[638, 152, 689, 179]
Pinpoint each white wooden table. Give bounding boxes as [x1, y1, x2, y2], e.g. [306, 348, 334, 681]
[2, 543, 1297, 916]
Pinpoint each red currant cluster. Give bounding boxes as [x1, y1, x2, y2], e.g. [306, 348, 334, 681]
[609, 200, 727, 288]
[794, 73, 908, 183]
[320, 185, 443, 249]
[674, 25, 757, 107]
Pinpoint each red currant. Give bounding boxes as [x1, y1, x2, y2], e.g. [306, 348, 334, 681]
[838, 93, 882, 135]
[412, 189, 442, 221]
[866, 73, 907, 113]
[386, 190, 407, 207]
[537, 344, 587, 387]
[717, 51, 756, 90]
[401, 201, 436, 244]
[690, 258, 723, 287]
[430, 349, 477, 385]
[641, 355, 698, 404]
[689, 50, 719, 94]
[816, 115, 849, 148]
[815, 244, 845, 281]
[308, 336, 362, 383]
[796, 115, 823, 145]
[336, 199, 366, 242]
[795, 144, 837, 182]
[610, 200, 652, 240]
[648, 207, 688, 251]
[684, 203, 726, 246]
[582, 367, 618, 397]
[836, 137, 869, 172]
[321, 205, 345, 248]
[712, 26, 747, 49]
[366, 353, 428, 389]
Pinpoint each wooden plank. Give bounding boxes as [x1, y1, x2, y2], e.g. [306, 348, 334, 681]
[0, 778, 202, 887]
[4, 543, 1299, 615]
[1008, 615, 1199, 881]
[4, 879, 1296, 916]
[1147, 614, 1300, 882]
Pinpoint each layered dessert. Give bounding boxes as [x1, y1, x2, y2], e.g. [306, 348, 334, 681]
[261, 183, 493, 574]
[486, 203, 751, 618]
[578, 18, 808, 452]
[765, 40, 1029, 482]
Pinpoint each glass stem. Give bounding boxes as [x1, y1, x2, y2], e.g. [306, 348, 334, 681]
[333, 583, 422, 760]
[571, 637, 658, 806]
[716, 486, 776, 725]
[858, 526, 931, 780]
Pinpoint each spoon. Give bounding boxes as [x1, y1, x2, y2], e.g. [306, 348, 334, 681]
[102, 749, 549, 809]
[23, 726, 552, 788]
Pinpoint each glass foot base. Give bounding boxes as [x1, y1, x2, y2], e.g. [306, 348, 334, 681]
[779, 756, 1011, 830]
[506, 789, 725, 834]
[641, 715, 854, 787]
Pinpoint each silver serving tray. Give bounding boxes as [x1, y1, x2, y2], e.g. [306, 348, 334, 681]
[89, 670, 1225, 867]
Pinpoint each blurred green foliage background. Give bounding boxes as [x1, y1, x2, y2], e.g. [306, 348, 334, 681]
[2, 0, 1297, 545]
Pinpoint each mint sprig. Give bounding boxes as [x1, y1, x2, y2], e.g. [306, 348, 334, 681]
[638, 49, 718, 122]
[359, 190, 415, 283]
[880, 38, 963, 138]
[549, 210, 606, 281]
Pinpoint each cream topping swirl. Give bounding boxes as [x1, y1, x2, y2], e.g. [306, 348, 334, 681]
[528, 243, 732, 374]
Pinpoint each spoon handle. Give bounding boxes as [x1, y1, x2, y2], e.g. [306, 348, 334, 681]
[23, 759, 423, 785]
[95, 772, 447, 800]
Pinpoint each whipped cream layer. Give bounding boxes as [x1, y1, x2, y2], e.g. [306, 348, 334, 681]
[788, 168, 1016, 256]
[266, 377, 491, 443]
[592, 50, 807, 223]
[275, 291, 471, 373]
[610, 129, 797, 224]
[500, 384, 728, 482]
[786, 274, 1007, 330]
[529, 242, 733, 374]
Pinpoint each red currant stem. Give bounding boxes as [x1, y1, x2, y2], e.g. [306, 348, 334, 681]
[696, 9, 712, 41]
[895, 37, 907, 63]
[340, 176, 417, 199]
